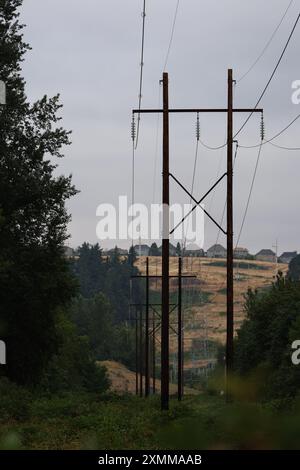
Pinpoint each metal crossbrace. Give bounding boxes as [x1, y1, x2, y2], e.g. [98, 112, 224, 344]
[150, 304, 178, 336]
[169, 171, 227, 235]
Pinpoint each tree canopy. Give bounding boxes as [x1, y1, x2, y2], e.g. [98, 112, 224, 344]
[0, 0, 77, 384]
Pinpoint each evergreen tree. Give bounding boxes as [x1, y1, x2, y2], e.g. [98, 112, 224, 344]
[0, 0, 77, 384]
[71, 243, 104, 297]
[149, 242, 160, 256]
[127, 245, 137, 266]
[288, 254, 300, 281]
[176, 242, 182, 257]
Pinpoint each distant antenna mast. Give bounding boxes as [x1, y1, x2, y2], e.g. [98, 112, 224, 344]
[272, 239, 279, 277]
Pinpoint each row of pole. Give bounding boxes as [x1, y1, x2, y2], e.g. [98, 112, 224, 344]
[132, 69, 263, 410]
[134, 256, 184, 400]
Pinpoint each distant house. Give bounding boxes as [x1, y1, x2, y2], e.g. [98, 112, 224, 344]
[206, 244, 227, 259]
[255, 249, 276, 263]
[278, 251, 297, 264]
[185, 243, 205, 257]
[133, 244, 149, 256]
[233, 247, 249, 259]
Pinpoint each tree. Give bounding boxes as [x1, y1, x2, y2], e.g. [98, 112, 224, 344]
[42, 311, 110, 393]
[149, 242, 160, 256]
[234, 274, 300, 399]
[71, 243, 105, 297]
[127, 245, 137, 266]
[0, 1, 77, 384]
[176, 242, 182, 257]
[70, 294, 114, 360]
[72, 242, 144, 323]
[288, 254, 300, 281]
[70, 294, 137, 371]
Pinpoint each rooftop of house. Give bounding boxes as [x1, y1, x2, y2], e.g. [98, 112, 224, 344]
[207, 244, 226, 251]
[279, 251, 297, 258]
[185, 243, 202, 251]
[133, 244, 149, 250]
[255, 249, 276, 256]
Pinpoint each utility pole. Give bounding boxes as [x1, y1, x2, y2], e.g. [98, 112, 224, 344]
[139, 307, 143, 397]
[145, 257, 150, 397]
[226, 69, 234, 399]
[161, 72, 170, 410]
[178, 256, 183, 401]
[132, 69, 262, 410]
[135, 311, 138, 395]
[273, 239, 279, 277]
[152, 311, 156, 394]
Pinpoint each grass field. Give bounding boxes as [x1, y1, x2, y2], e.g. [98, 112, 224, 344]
[1, 390, 300, 450]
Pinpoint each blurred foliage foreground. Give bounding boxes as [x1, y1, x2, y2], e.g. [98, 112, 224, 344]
[1, 374, 300, 450]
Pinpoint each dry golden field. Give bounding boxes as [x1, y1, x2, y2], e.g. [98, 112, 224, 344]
[103, 257, 288, 393]
[98, 360, 199, 395]
[135, 256, 288, 349]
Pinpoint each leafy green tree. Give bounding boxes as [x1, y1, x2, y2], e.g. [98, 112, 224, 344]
[70, 294, 114, 360]
[70, 294, 137, 371]
[0, 0, 77, 384]
[149, 242, 160, 256]
[234, 274, 300, 399]
[288, 254, 300, 281]
[42, 312, 109, 393]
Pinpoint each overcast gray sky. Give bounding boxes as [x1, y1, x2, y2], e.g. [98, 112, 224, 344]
[20, 0, 300, 254]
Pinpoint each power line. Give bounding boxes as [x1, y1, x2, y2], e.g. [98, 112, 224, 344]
[199, 139, 227, 151]
[183, 114, 200, 246]
[183, 139, 200, 250]
[235, 12, 300, 138]
[199, 13, 299, 151]
[235, 141, 264, 248]
[237, 0, 295, 83]
[214, 142, 239, 248]
[239, 111, 300, 148]
[268, 141, 300, 151]
[200, 142, 239, 302]
[131, 116, 136, 261]
[135, 0, 147, 149]
[152, 83, 162, 203]
[163, 0, 180, 71]
[152, 0, 181, 205]
[207, 141, 227, 214]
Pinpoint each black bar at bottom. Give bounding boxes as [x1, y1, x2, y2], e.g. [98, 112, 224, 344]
[0, 450, 298, 467]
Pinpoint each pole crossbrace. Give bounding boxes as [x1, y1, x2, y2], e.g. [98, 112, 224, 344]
[169, 172, 227, 235]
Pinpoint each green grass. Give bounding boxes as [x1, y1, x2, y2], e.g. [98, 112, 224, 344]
[0, 391, 202, 450]
[1, 385, 300, 449]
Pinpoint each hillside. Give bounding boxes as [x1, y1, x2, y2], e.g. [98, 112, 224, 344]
[99, 360, 199, 395]
[135, 256, 288, 374]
